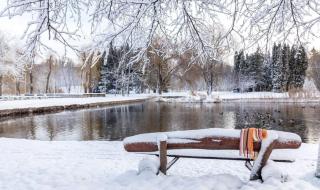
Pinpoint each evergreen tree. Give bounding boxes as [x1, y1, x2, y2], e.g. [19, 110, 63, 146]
[234, 43, 308, 93]
[234, 51, 240, 87]
[281, 43, 290, 91]
[288, 45, 297, 89]
[287, 45, 308, 90]
[294, 45, 308, 89]
[249, 48, 264, 91]
[238, 50, 247, 90]
[310, 48, 320, 91]
[262, 53, 272, 91]
[97, 42, 119, 93]
[271, 43, 283, 92]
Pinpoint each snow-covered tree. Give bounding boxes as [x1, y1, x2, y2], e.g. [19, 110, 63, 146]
[288, 45, 308, 90]
[234, 48, 264, 92]
[60, 57, 81, 93]
[309, 48, 320, 91]
[80, 50, 106, 93]
[97, 42, 143, 95]
[294, 45, 308, 89]
[233, 51, 240, 87]
[281, 44, 290, 91]
[247, 48, 264, 91]
[234, 51, 244, 90]
[145, 37, 180, 95]
[97, 44, 116, 93]
[288, 46, 297, 90]
[271, 43, 284, 92]
[3, 1, 320, 59]
[0, 33, 28, 96]
[261, 53, 272, 91]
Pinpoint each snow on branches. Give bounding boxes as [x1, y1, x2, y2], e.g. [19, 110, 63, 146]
[2, 0, 320, 60]
[0, 33, 26, 79]
[0, 0, 237, 63]
[0, 0, 83, 58]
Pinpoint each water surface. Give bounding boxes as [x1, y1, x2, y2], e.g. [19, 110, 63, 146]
[0, 101, 319, 143]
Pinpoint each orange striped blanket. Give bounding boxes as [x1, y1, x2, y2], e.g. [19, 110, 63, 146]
[239, 128, 268, 159]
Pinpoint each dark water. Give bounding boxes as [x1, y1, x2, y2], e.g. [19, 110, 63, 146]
[0, 101, 319, 143]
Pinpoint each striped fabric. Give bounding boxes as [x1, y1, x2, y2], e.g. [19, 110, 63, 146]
[239, 128, 268, 159]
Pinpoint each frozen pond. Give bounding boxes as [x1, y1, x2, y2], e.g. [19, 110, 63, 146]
[0, 101, 319, 143]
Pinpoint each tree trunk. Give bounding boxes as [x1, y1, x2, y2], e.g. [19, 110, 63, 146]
[15, 79, 20, 95]
[157, 64, 162, 95]
[316, 143, 320, 178]
[45, 56, 53, 94]
[29, 70, 33, 94]
[84, 71, 90, 93]
[126, 65, 131, 95]
[0, 75, 3, 97]
[88, 68, 92, 93]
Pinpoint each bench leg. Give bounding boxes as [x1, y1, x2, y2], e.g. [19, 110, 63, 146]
[167, 157, 179, 171]
[245, 160, 253, 171]
[159, 140, 167, 175]
[250, 140, 276, 180]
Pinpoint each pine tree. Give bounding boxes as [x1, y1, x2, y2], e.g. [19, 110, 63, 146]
[272, 43, 283, 92]
[234, 51, 240, 87]
[250, 48, 264, 91]
[288, 45, 297, 90]
[295, 45, 308, 89]
[281, 44, 290, 91]
[97, 42, 119, 93]
[310, 48, 320, 91]
[262, 53, 272, 91]
[238, 50, 246, 91]
[287, 45, 308, 90]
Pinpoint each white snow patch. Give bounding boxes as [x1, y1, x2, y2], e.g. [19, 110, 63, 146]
[316, 143, 320, 178]
[138, 157, 160, 175]
[262, 161, 288, 183]
[0, 94, 151, 111]
[158, 91, 320, 103]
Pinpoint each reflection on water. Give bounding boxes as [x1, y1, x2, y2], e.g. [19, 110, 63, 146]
[0, 101, 319, 143]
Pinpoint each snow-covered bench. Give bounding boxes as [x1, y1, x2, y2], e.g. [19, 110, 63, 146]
[123, 128, 302, 180]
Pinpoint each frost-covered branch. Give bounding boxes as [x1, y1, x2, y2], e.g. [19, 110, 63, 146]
[0, 0, 83, 58]
[2, 0, 320, 61]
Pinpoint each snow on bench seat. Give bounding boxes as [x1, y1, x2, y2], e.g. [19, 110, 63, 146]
[123, 128, 302, 152]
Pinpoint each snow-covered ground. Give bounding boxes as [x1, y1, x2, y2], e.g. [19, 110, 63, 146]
[0, 94, 151, 111]
[158, 91, 320, 103]
[0, 138, 318, 190]
[1, 91, 319, 112]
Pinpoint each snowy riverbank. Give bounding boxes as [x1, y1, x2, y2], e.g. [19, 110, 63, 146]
[0, 138, 318, 190]
[0, 94, 152, 117]
[0, 91, 320, 117]
[157, 91, 320, 103]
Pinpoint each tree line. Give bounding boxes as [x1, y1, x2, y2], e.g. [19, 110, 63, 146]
[1, 31, 318, 96]
[234, 44, 308, 92]
[94, 38, 233, 95]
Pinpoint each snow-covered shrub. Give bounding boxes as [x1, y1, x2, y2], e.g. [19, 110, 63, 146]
[138, 157, 160, 175]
